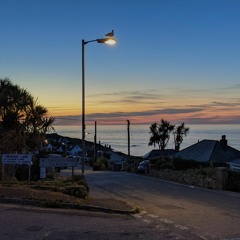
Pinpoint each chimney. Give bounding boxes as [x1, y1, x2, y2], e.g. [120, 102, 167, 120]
[220, 135, 228, 151]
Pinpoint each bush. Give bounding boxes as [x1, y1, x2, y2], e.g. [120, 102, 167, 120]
[72, 175, 89, 192]
[62, 185, 88, 199]
[37, 199, 66, 208]
[155, 158, 174, 170]
[127, 157, 142, 164]
[227, 171, 240, 192]
[15, 165, 29, 181]
[194, 167, 216, 177]
[185, 167, 216, 179]
[93, 158, 110, 171]
[159, 162, 174, 170]
[173, 158, 209, 170]
[31, 175, 89, 198]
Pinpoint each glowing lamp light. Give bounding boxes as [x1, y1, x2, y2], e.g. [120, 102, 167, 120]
[97, 37, 116, 45]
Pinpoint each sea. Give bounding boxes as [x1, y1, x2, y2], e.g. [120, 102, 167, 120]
[53, 124, 240, 157]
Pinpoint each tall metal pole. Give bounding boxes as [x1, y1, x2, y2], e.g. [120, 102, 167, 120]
[82, 39, 85, 174]
[127, 120, 130, 160]
[81, 32, 116, 174]
[94, 121, 97, 162]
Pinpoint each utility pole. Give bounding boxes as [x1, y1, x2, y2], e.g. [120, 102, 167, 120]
[127, 120, 130, 160]
[94, 121, 97, 162]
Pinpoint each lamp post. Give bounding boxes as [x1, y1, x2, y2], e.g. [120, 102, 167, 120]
[81, 31, 116, 174]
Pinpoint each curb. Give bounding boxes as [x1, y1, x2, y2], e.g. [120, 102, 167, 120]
[0, 197, 136, 215]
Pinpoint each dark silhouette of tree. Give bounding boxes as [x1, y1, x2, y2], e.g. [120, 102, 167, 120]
[0, 78, 55, 153]
[25, 99, 55, 152]
[173, 123, 189, 152]
[149, 119, 175, 158]
[0, 79, 31, 153]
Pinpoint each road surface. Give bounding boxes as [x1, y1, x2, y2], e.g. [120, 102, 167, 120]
[0, 203, 204, 240]
[84, 169, 240, 240]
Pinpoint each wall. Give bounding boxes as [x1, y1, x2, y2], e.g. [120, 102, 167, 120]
[149, 169, 217, 190]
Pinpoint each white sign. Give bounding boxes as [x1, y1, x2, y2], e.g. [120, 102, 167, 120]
[2, 154, 32, 166]
[40, 157, 78, 168]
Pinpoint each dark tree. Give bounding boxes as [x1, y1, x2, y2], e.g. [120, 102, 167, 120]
[149, 119, 175, 158]
[173, 123, 189, 152]
[0, 78, 55, 153]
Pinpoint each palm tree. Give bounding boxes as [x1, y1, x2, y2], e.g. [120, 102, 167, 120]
[149, 119, 175, 158]
[173, 123, 189, 152]
[149, 122, 160, 148]
[25, 99, 55, 152]
[0, 78, 31, 153]
[0, 78, 55, 153]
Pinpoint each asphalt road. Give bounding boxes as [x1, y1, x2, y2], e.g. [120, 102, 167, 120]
[1, 167, 240, 240]
[0, 204, 204, 240]
[84, 169, 240, 240]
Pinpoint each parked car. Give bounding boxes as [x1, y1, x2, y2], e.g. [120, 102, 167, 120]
[137, 160, 149, 173]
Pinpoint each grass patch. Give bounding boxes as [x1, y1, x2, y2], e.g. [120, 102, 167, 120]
[0, 175, 89, 200]
[36, 199, 67, 208]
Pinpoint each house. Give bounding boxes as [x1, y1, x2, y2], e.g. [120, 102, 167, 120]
[175, 135, 240, 165]
[143, 149, 175, 160]
[45, 143, 53, 152]
[68, 145, 82, 156]
[56, 146, 64, 153]
[227, 159, 240, 172]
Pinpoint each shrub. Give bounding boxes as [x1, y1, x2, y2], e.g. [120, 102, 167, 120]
[31, 175, 89, 198]
[173, 158, 209, 170]
[15, 165, 29, 181]
[37, 199, 66, 208]
[127, 157, 142, 164]
[227, 171, 240, 192]
[156, 158, 174, 170]
[72, 175, 89, 192]
[194, 167, 216, 177]
[93, 157, 110, 171]
[62, 185, 88, 199]
[159, 162, 174, 170]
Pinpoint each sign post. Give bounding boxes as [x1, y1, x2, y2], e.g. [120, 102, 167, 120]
[40, 157, 78, 180]
[2, 154, 32, 181]
[2, 163, 4, 181]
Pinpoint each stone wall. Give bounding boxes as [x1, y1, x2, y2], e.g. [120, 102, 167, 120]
[149, 169, 217, 190]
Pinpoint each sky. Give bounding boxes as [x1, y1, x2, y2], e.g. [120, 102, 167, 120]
[1, 0, 240, 126]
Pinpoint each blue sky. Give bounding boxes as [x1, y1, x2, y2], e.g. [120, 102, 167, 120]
[1, 0, 240, 125]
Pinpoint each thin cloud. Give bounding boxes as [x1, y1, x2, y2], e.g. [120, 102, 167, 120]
[54, 107, 203, 124]
[186, 99, 240, 109]
[186, 115, 240, 124]
[88, 108, 203, 118]
[88, 89, 165, 101]
[171, 84, 240, 95]
[212, 101, 240, 107]
[87, 89, 169, 108]
[217, 84, 240, 90]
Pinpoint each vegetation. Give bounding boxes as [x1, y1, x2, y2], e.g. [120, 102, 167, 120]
[172, 158, 209, 170]
[29, 175, 88, 198]
[173, 122, 189, 152]
[156, 158, 174, 170]
[149, 119, 175, 157]
[92, 157, 111, 171]
[227, 171, 240, 192]
[0, 78, 55, 154]
[148, 119, 190, 157]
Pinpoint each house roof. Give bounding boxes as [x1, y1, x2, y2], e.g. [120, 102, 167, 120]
[175, 139, 240, 163]
[143, 149, 175, 159]
[227, 159, 240, 166]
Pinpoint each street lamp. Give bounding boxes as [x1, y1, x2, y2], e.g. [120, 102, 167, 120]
[81, 31, 116, 174]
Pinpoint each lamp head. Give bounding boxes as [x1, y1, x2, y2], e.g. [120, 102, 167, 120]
[97, 37, 116, 45]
